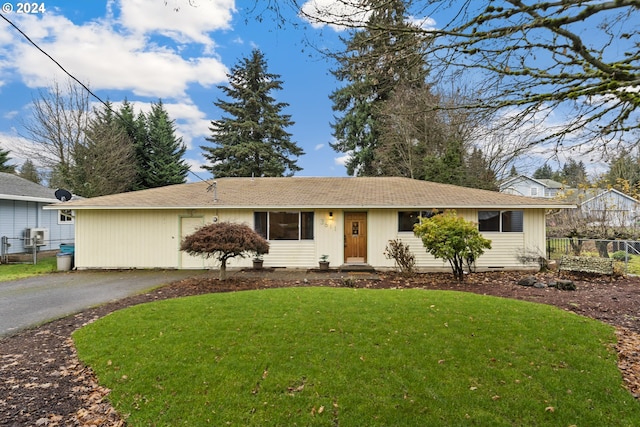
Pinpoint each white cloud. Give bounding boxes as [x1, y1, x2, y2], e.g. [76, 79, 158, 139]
[300, 0, 370, 31]
[334, 152, 350, 167]
[118, 0, 235, 47]
[0, 133, 40, 166]
[314, 143, 324, 151]
[299, 1, 435, 32]
[1, 4, 230, 99]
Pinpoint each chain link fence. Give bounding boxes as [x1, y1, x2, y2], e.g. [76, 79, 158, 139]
[1, 235, 74, 264]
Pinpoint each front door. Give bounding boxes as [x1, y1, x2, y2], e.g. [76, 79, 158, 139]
[344, 212, 367, 263]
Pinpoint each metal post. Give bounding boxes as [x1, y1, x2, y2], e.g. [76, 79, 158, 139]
[32, 237, 37, 265]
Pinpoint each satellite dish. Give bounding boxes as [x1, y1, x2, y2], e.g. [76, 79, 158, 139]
[55, 189, 72, 202]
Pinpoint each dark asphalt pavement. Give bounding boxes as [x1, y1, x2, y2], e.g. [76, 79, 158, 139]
[0, 269, 207, 337]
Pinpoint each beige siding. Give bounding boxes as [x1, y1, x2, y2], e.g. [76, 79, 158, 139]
[74, 207, 545, 271]
[75, 209, 185, 269]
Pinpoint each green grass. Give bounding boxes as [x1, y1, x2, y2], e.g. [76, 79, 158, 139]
[74, 288, 640, 426]
[0, 256, 57, 281]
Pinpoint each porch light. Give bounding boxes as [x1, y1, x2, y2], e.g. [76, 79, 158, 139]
[329, 211, 333, 218]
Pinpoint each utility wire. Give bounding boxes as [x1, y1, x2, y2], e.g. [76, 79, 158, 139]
[0, 11, 209, 183]
[0, 11, 113, 112]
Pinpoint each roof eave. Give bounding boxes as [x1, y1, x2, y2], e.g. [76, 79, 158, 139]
[1, 195, 58, 203]
[45, 203, 577, 210]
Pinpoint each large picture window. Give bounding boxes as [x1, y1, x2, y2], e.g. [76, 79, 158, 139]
[254, 212, 314, 240]
[478, 211, 523, 232]
[398, 210, 441, 232]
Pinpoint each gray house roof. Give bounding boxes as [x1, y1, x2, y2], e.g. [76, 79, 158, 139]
[46, 176, 576, 210]
[0, 172, 57, 203]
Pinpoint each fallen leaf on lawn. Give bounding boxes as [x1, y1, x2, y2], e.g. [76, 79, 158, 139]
[545, 406, 555, 412]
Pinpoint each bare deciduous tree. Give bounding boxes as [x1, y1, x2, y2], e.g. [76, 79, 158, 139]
[272, 1, 640, 155]
[20, 79, 90, 188]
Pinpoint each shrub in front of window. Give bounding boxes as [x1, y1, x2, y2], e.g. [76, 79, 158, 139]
[180, 222, 269, 280]
[414, 210, 492, 282]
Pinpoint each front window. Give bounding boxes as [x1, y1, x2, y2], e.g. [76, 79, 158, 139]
[254, 212, 314, 240]
[398, 210, 442, 232]
[478, 210, 523, 232]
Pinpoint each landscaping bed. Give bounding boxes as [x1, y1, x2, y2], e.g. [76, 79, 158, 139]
[1, 271, 639, 426]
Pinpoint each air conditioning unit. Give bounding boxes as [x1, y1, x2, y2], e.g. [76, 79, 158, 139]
[24, 228, 49, 248]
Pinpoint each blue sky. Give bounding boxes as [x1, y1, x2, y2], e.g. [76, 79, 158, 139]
[0, 0, 353, 181]
[1, 1, 634, 183]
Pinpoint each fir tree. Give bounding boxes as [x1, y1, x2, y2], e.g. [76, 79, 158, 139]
[329, 0, 429, 176]
[72, 102, 137, 197]
[202, 49, 303, 177]
[423, 139, 466, 186]
[533, 164, 554, 180]
[18, 159, 41, 184]
[0, 148, 16, 173]
[117, 100, 146, 190]
[142, 100, 189, 188]
[465, 147, 498, 191]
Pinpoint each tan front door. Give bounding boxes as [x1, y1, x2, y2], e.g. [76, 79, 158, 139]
[344, 212, 367, 263]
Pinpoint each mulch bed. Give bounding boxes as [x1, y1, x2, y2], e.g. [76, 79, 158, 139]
[1, 271, 639, 426]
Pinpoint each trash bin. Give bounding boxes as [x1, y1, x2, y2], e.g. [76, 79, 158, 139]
[59, 243, 75, 255]
[57, 253, 72, 271]
[59, 243, 75, 269]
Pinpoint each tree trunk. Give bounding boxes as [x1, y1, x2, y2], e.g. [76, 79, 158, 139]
[219, 259, 227, 280]
[596, 241, 610, 258]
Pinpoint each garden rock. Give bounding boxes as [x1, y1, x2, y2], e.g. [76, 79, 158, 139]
[517, 276, 538, 287]
[555, 279, 577, 291]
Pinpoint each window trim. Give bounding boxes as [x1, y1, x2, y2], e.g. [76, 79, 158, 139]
[478, 210, 523, 233]
[58, 209, 74, 225]
[254, 211, 314, 241]
[398, 210, 442, 232]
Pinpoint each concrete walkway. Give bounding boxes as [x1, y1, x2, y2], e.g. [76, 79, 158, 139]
[0, 269, 206, 337]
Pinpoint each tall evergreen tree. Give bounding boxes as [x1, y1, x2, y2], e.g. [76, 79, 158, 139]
[605, 150, 640, 189]
[18, 159, 41, 184]
[423, 139, 466, 186]
[141, 100, 190, 188]
[329, 0, 429, 176]
[0, 148, 16, 173]
[202, 49, 303, 177]
[116, 99, 189, 189]
[465, 147, 498, 191]
[71, 102, 137, 197]
[117, 99, 146, 190]
[558, 159, 588, 187]
[533, 164, 554, 180]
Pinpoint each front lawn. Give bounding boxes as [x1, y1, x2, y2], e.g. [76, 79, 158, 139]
[74, 287, 640, 426]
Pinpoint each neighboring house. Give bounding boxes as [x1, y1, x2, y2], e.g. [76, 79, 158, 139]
[0, 172, 75, 256]
[500, 175, 564, 198]
[45, 177, 573, 272]
[561, 188, 640, 228]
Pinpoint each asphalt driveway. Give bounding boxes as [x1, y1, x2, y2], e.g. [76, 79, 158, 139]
[0, 269, 206, 337]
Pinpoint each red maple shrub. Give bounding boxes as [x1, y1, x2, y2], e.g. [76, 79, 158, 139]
[180, 222, 269, 280]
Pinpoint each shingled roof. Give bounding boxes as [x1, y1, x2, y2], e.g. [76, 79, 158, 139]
[0, 172, 57, 202]
[46, 177, 575, 210]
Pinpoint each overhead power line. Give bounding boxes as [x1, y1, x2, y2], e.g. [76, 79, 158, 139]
[0, 11, 112, 112]
[0, 11, 208, 183]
